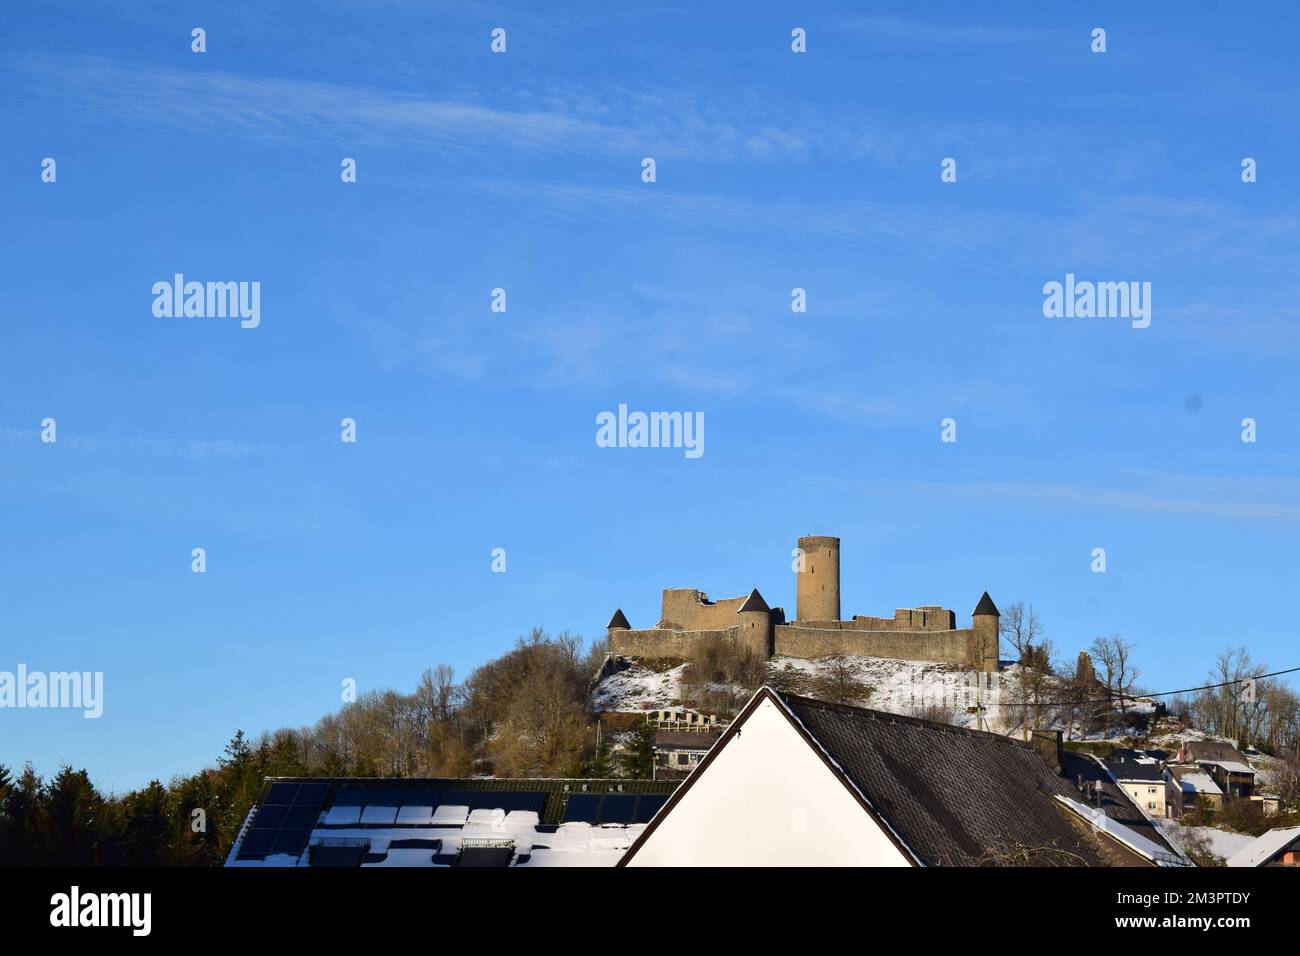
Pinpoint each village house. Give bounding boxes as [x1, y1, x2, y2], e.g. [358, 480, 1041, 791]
[620, 687, 1189, 867]
[1102, 749, 1170, 819]
[1226, 826, 1300, 867]
[653, 731, 720, 778]
[1166, 764, 1224, 815]
[1176, 741, 1256, 800]
[645, 708, 726, 779]
[1051, 743, 1183, 855]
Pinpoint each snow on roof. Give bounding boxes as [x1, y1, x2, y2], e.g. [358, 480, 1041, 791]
[1155, 820, 1254, 862]
[228, 810, 645, 868]
[1226, 826, 1300, 868]
[1201, 759, 1254, 775]
[1054, 796, 1190, 867]
[1175, 770, 1223, 796]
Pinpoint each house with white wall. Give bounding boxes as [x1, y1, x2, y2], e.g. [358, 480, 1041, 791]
[621, 687, 1185, 867]
[1102, 749, 1169, 819]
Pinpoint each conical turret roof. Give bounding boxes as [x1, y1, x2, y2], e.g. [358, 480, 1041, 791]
[972, 592, 1000, 617]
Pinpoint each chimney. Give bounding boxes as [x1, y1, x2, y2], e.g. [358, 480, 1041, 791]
[1029, 729, 1063, 773]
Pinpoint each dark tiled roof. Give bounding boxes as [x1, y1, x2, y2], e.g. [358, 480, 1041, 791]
[654, 731, 721, 751]
[972, 592, 1000, 617]
[737, 588, 769, 613]
[1102, 749, 1166, 783]
[1060, 751, 1178, 856]
[778, 692, 1107, 866]
[606, 608, 631, 629]
[1183, 741, 1250, 766]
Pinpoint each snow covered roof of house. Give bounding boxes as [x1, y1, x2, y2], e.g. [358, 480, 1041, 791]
[225, 777, 679, 868]
[1181, 740, 1253, 771]
[1171, 767, 1223, 796]
[1053, 796, 1190, 867]
[1102, 749, 1165, 783]
[1059, 751, 1181, 858]
[641, 688, 1123, 866]
[1200, 759, 1255, 775]
[1226, 826, 1300, 868]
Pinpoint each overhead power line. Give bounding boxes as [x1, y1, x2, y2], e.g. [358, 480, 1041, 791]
[991, 664, 1300, 710]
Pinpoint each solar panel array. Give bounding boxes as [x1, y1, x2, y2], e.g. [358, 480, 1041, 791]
[236, 781, 329, 861]
[328, 787, 548, 816]
[237, 780, 672, 861]
[562, 792, 667, 824]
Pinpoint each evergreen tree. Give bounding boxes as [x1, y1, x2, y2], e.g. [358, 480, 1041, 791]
[617, 720, 658, 779]
[45, 766, 104, 865]
[0, 763, 12, 862]
[6, 764, 45, 864]
[582, 736, 613, 778]
[116, 780, 171, 866]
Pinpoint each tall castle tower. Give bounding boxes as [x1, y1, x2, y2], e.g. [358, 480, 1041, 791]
[795, 535, 840, 621]
[972, 591, 1001, 671]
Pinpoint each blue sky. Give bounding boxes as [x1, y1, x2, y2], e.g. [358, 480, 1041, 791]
[3, 1, 1299, 792]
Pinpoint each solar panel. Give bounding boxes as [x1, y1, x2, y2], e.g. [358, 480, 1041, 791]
[441, 790, 477, 809]
[284, 804, 321, 828]
[633, 794, 668, 822]
[360, 804, 398, 825]
[237, 829, 276, 857]
[562, 794, 601, 822]
[399, 789, 442, 810]
[271, 828, 312, 857]
[238, 781, 336, 862]
[599, 795, 637, 824]
[493, 792, 547, 813]
[263, 782, 299, 805]
[361, 788, 404, 809]
[293, 782, 330, 806]
[331, 788, 367, 807]
[322, 804, 362, 826]
[250, 804, 289, 829]
[455, 847, 514, 868]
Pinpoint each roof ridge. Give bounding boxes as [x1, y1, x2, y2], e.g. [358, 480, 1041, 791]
[771, 688, 1032, 749]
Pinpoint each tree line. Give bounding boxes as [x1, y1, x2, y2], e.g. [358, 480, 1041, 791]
[997, 602, 1300, 799]
[0, 628, 633, 866]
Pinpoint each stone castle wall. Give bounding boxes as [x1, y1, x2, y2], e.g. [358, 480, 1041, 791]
[609, 627, 739, 660]
[605, 536, 1000, 672]
[796, 607, 956, 632]
[658, 589, 748, 630]
[610, 621, 992, 670]
[773, 624, 981, 667]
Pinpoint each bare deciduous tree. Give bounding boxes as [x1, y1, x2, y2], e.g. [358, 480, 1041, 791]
[1000, 602, 1048, 740]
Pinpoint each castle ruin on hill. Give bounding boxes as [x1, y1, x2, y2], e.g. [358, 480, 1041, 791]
[606, 534, 1002, 673]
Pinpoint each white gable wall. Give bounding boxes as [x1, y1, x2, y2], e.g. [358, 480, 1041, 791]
[625, 696, 912, 866]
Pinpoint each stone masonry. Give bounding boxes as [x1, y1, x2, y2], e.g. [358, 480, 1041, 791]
[606, 534, 1001, 672]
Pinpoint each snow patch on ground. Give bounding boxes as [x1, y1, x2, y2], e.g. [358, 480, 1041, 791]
[591, 658, 687, 712]
[593, 654, 1016, 731]
[768, 655, 1007, 731]
[1155, 820, 1255, 862]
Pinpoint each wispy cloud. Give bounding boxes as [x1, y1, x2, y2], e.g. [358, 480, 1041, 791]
[3, 50, 898, 163]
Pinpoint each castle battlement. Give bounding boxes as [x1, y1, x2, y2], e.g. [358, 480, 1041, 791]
[606, 535, 1000, 672]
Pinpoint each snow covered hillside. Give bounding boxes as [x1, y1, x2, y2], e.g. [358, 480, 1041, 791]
[590, 653, 1165, 740]
[592, 654, 1016, 733]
